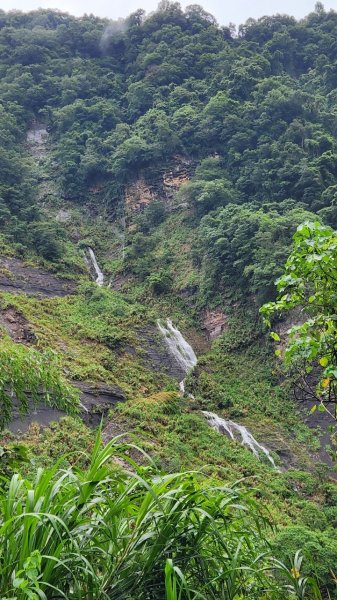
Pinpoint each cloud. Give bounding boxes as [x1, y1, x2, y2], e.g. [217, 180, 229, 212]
[100, 19, 127, 53]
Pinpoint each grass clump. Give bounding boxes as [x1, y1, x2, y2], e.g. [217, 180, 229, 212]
[0, 431, 322, 599]
[0, 339, 79, 429]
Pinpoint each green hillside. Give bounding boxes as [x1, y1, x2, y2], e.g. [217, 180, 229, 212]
[0, 2, 337, 597]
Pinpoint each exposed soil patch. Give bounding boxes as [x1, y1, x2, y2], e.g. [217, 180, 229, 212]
[0, 307, 36, 344]
[202, 307, 228, 340]
[0, 256, 76, 297]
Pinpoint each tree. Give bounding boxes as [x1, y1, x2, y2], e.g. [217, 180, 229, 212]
[261, 221, 337, 422]
[200, 203, 316, 302]
[29, 221, 64, 260]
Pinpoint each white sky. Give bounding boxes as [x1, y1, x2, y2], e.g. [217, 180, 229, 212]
[1, 0, 336, 27]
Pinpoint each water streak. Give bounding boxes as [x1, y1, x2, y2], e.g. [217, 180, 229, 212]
[88, 247, 104, 286]
[202, 411, 277, 468]
[157, 319, 197, 374]
[157, 321, 277, 467]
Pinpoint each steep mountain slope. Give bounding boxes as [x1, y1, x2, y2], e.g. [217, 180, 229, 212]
[1, 3, 337, 597]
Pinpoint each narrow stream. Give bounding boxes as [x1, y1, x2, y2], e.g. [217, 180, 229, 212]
[88, 247, 104, 286]
[157, 318, 277, 467]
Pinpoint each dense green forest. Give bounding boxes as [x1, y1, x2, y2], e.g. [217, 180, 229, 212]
[1, 1, 337, 598]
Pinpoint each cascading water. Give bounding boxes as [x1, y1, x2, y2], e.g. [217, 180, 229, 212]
[157, 320, 277, 467]
[157, 319, 197, 391]
[88, 247, 104, 286]
[202, 411, 277, 468]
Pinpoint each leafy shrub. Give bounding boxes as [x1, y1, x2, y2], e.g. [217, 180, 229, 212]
[29, 221, 64, 261]
[272, 525, 337, 592]
[147, 270, 172, 294]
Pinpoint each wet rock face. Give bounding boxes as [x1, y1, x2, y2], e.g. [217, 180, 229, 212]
[75, 381, 126, 426]
[8, 382, 126, 433]
[9, 407, 67, 434]
[0, 307, 36, 344]
[202, 308, 228, 340]
[138, 326, 187, 381]
[0, 256, 76, 297]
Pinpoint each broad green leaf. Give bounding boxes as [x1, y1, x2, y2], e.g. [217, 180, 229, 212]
[13, 577, 26, 589]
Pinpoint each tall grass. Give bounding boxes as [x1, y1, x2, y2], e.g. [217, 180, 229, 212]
[0, 341, 79, 428]
[0, 433, 320, 599]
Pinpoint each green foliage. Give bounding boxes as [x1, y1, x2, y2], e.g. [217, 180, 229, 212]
[199, 202, 316, 302]
[28, 221, 64, 260]
[2, 3, 337, 277]
[179, 172, 236, 217]
[147, 269, 173, 294]
[72, 283, 145, 345]
[0, 444, 29, 487]
[16, 417, 95, 471]
[137, 201, 166, 233]
[0, 432, 321, 599]
[3, 3, 337, 214]
[0, 339, 79, 428]
[0, 288, 174, 395]
[272, 526, 337, 594]
[2, 6, 337, 598]
[261, 221, 337, 419]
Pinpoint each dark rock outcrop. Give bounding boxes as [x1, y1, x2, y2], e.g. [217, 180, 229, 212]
[8, 381, 126, 433]
[138, 326, 186, 381]
[75, 381, 126, 426]
[202, 308, 228, 340]
[0, 256, 76, 297]
[0, 307, 37, 344]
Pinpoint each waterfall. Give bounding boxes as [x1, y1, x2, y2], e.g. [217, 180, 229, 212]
[157, 319, 197, 374]
[88, 247, 104, 286]
[202, 411, 277, 468]
[157, 319, 197, 391]
[157, 321, 277, 467]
